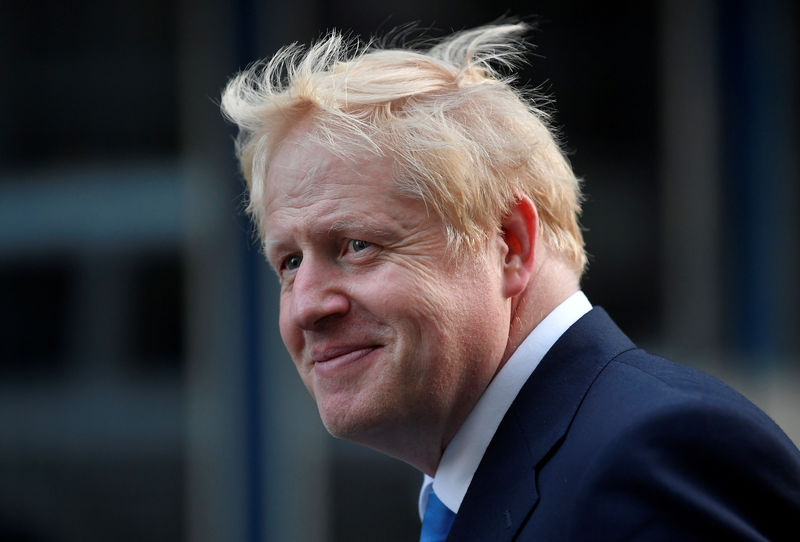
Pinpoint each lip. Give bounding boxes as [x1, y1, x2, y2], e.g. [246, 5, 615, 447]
[310, 345, 381, 375]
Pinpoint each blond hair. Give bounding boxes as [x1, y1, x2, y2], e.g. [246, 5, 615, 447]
[221, 23, 587, 274]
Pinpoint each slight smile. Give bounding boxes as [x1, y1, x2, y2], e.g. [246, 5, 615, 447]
[311, 345, 382, 375]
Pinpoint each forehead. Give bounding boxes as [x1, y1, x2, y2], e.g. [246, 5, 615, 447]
[261, 120, 414, 236]
[262, 119, 434, 251]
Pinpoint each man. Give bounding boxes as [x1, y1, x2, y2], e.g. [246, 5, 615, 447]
[221, 23, 800, 541]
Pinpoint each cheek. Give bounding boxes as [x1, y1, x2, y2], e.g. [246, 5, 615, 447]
[421, 266, 508, 354]
[368, 268, 450, 332]
[386, 272, 474, 358]
[277, 301, 302, 358]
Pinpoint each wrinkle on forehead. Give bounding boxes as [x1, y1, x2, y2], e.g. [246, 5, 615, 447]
[266, 138, 394, 207]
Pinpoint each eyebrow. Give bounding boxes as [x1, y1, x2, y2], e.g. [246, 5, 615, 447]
[325, 219, 399, 241]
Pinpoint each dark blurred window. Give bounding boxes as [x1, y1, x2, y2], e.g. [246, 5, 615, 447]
[0, 0, 179, 168]
[127, 253, 184, 373]
[0, 256, 73, 375]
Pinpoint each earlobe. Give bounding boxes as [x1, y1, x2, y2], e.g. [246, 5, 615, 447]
[501, 195, 537, 298]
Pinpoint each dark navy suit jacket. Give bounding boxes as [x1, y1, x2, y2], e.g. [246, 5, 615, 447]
[447, 308, 800, 541]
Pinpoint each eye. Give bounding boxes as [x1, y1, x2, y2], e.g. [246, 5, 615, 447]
[348, 239, 372, 253]
[282, 253, 303, 271]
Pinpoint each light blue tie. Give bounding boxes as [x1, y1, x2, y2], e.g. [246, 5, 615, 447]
[419, 491, 456, 542]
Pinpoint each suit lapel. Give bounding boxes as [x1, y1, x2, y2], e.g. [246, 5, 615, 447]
[447, 308, 636, 541]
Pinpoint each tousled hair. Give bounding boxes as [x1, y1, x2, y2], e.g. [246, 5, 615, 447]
[221, 23, 587, 275]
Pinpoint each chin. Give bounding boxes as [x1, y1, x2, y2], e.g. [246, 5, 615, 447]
[319, 400, 399, 445]
[320, 408, 375, 440]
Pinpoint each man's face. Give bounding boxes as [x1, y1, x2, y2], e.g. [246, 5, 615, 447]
[262, 123, 511, 465]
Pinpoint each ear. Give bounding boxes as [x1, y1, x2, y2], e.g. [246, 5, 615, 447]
[501, 195, 537, 298]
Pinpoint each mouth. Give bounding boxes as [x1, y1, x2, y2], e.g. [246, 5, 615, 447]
[310, 345, 381, 375]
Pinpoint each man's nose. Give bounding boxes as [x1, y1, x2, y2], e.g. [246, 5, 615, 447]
[289, 258, 350, 330]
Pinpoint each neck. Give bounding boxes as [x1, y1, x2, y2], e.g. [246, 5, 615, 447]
[501, 253, 580, 370]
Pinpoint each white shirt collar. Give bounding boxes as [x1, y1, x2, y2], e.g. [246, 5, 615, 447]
[418, 291, 592, 519]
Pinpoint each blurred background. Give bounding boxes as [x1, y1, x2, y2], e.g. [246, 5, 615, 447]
[0, 0, 797, 540]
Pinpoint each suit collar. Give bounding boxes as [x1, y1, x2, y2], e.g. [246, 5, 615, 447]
[446, 307, 636, 541]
